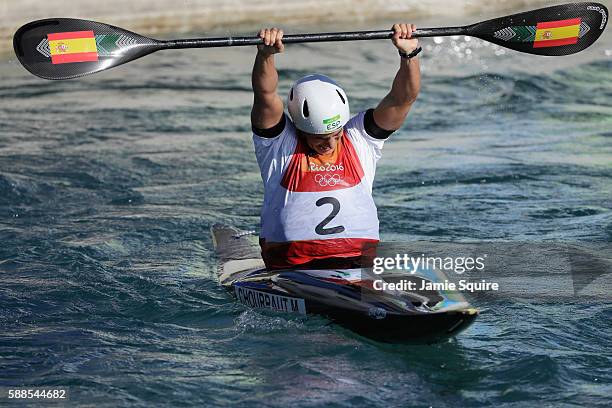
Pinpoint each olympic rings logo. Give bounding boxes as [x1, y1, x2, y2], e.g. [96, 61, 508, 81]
[315, 174, 342, 187]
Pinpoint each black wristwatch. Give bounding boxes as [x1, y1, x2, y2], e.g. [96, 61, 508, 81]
[398, 46, 422, 60]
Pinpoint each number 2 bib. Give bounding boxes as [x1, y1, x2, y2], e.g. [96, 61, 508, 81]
[260, 131, 380, 268]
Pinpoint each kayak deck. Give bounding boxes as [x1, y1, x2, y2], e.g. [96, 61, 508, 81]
[212, 224, 478, 343]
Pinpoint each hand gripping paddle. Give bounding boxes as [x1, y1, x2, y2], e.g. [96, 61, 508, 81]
[13, 2, 608, 80]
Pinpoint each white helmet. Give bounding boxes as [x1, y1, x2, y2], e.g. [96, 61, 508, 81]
[287, 74, 350, 134]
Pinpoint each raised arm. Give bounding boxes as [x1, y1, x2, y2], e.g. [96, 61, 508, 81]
[373, 23, 421, 132]
[251, 28, 285, 130]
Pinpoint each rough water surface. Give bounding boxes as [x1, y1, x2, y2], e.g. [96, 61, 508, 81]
[1, 17, 611, 407]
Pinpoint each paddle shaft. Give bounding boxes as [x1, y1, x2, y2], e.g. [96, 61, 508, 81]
[161, 26, 467, 49]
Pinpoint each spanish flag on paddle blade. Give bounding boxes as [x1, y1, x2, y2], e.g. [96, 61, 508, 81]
[47, 31, 98, 64]
[533, 18, 581, 48]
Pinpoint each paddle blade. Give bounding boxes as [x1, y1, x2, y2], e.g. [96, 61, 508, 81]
[13, 18, 162, 80]
[468, 2, 608, 56]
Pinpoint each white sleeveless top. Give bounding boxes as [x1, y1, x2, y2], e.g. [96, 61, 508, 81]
[253, 111, 385, 268]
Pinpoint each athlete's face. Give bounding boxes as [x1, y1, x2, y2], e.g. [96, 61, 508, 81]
[301, 128, 343, 155]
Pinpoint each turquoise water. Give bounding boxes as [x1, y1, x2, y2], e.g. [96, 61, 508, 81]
[1, 23, 611, 406]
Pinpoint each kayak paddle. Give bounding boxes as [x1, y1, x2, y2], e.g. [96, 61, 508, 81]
[13, 2, 608, 80]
